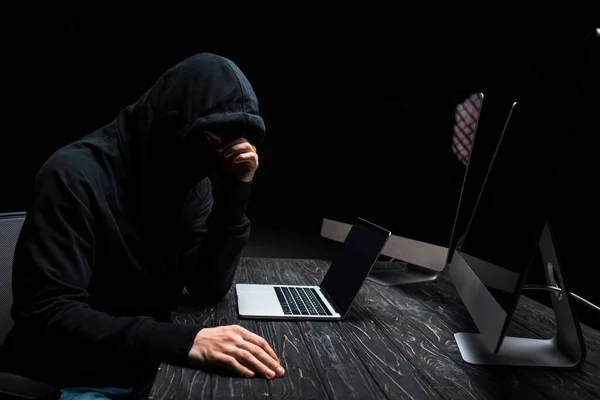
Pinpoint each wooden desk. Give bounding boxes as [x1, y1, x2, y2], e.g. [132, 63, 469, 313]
[149, 258, 600, 399]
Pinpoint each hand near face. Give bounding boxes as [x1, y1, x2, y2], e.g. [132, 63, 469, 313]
[205, 131, 258, 183]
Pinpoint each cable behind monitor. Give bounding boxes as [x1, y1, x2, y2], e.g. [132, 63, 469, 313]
[523, 285, 600, 313]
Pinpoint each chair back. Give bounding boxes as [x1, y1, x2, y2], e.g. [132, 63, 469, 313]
[0, 213, 26, 345]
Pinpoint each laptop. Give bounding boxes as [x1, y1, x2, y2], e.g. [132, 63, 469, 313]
[236, 217, 391, 320]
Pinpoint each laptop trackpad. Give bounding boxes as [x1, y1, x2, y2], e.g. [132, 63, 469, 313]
[237, 284, 284, 316]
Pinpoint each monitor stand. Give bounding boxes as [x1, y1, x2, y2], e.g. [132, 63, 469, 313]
[454, 223, 586, 368]
[367, 260, 439, 286]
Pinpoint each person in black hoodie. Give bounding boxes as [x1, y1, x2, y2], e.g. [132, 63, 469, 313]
[2, 53, 285, 395]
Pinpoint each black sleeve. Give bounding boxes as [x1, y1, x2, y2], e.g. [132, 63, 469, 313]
[179, 175, 252, 304]
[10, 166, 201, 369]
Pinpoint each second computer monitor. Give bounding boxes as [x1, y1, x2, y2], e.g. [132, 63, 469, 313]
[321, 92, 484, 278]
[449, 100, 553, 349]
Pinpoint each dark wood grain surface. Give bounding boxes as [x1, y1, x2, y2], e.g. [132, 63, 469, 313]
[149, 258, 600, 400]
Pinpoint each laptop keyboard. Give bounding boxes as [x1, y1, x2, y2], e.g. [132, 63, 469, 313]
[274, 286, 332, 316]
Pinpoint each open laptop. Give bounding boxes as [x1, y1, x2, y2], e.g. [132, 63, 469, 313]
[236, 218, 391, 320]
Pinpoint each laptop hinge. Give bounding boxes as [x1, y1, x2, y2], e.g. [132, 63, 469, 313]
[319, 287, 343, 316]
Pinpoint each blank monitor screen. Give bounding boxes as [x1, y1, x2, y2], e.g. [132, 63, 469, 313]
[320, 218, 390, 317]
[455, 101, 551, 332]
[323, 93, 483, 270]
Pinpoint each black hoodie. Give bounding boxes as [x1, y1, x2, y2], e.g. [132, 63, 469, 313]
[2, 53, 265, 388]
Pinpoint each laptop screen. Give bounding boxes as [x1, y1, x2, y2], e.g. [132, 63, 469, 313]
[320, 218, 390, 317]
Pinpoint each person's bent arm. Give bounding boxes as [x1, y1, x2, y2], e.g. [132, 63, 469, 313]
[179, 176, 251, 304]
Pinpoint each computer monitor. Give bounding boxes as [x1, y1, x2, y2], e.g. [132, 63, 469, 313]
[448, 100, 586, 368]
[321, 92, 484, 285]
[537, 27, 600, 331]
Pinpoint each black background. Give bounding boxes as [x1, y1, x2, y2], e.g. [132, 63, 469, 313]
[1, 13, 598, 329]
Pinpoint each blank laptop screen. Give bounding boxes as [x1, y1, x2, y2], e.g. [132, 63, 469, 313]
[320, 218, 390, 316]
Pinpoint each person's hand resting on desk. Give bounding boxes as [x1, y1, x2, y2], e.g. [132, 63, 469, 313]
[189, 325, 285, 379]
[186, 132, 284, 379]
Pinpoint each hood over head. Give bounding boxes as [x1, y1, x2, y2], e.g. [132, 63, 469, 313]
[116, 52, 265, 193]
